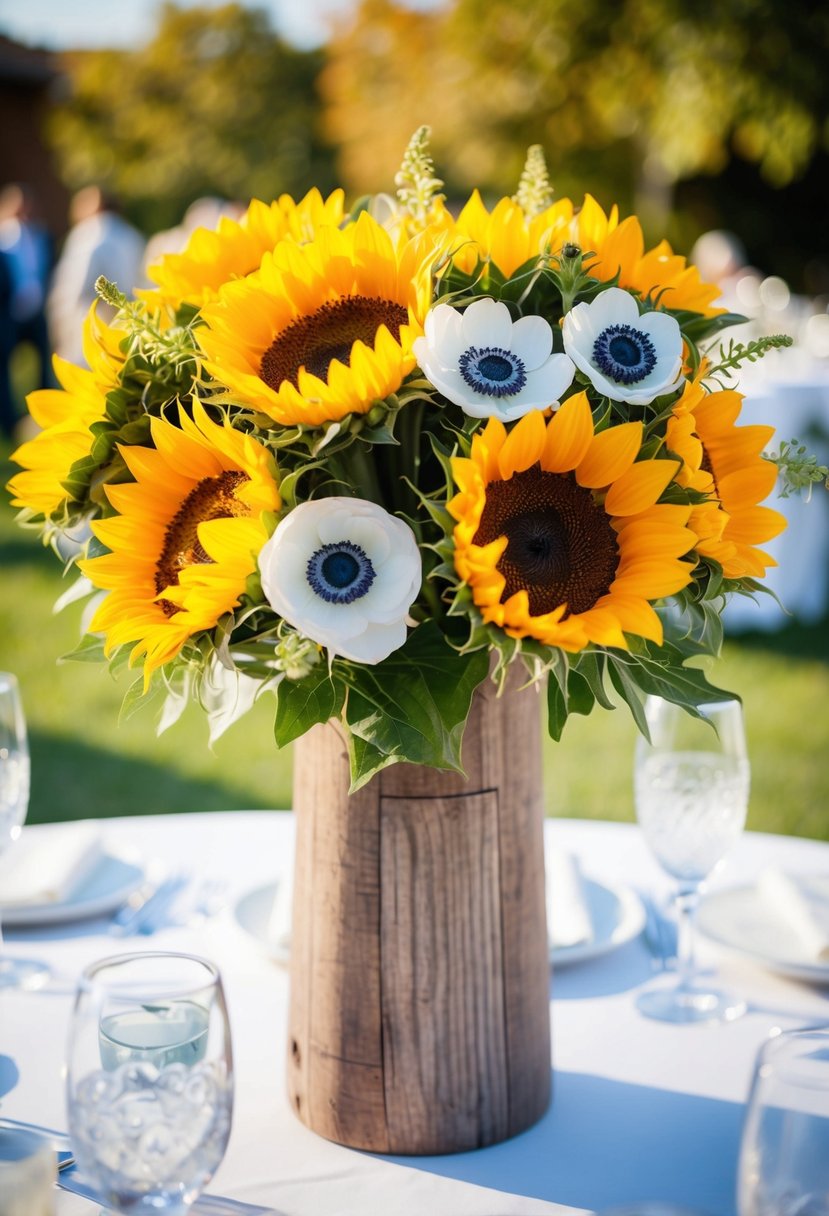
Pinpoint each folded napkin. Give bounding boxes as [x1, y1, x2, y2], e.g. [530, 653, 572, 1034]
[266, 849, 594, 953]
[0, 824, 103, 908]
[757, 867, 829, 962]
[545, 846, 594, 950]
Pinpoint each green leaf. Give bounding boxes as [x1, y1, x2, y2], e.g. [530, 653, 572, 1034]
[572, 651, 615, 710]
[342, 621, 490, 779]
[546, 676, 567, 742]
[567, 668, 596, 717]
[119, 674, 161, 724]
[346, 732, 400, 791]
[59, 633, 108, 664]
[273, 665, 345, 749]
[606, 641, 737, 745]
[607, 658, 650, 738]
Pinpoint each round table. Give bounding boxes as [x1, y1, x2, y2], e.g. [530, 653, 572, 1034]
[3, 812, 829, 1216]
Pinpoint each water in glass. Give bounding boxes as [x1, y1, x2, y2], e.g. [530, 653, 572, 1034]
[66, 951, 233, 1215]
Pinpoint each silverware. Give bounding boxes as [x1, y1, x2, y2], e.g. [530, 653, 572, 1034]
[640, 891, 678, 971]
[57, 1165, 280, 1213]
[110, 873, 189, 937]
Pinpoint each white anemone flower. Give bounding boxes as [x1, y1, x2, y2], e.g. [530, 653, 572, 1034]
[562, 286, 685, 405]
[259, 496, 422, 664]
[413, 297, 575, 421]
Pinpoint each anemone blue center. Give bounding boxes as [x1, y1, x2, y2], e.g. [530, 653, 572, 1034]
[592, 324, 657, 385]
[458, 345, 527, 398]
[306, 540, 375, 604]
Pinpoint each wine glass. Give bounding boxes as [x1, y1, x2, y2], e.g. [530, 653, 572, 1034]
[738, 1025, 829, 1216]
[634, 695, 749, 1023]
[0, 671, 49, 989]
[66, 951, 233, 1215]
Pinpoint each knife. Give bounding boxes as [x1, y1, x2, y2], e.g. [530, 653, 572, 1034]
[57, 1165, 281, 1214]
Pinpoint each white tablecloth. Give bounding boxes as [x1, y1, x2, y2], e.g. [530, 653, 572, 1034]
[726, 351, 829, 631]
[3, 812, 829, 1216]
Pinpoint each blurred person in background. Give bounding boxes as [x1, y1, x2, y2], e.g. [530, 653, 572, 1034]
[48, 185, 146, 366]
[0, 183, 54, 439]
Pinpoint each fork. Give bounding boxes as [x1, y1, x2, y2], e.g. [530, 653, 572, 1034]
[110, 872, 189, 936]
[640, 890, 678, 971]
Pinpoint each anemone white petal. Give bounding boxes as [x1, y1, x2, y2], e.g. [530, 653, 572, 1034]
[561, 287, 684, 405]
[509, 314, 554, 368]
[258, 495, 421, 665]
[460, 297, 513, 350]
[331, 618, 409, 664]
[423, 303, 466, 365]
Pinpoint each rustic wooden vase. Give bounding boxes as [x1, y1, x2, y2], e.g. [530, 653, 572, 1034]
[287, 670, 551, 1154]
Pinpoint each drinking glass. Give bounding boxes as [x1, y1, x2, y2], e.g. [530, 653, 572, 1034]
[0, 671, 49, 989]
[66, 951, 233, 1215]
[738, 1025, 829, 1216]
[634, 695, 749, 1023]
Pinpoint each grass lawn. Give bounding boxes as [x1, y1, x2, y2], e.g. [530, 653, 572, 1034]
[2, 446, 828, 840]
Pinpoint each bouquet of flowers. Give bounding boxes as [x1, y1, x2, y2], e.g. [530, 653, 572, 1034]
[8, 130, 810, 789]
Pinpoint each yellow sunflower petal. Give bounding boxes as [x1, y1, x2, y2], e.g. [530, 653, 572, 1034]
[498, 411, 547, 479]
[576, 422, 643, 489]
[604, 459, 679, 516]
[541, 391, 594, 473]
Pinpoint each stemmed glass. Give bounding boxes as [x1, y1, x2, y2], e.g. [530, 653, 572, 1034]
[738, 1025, 829, 1216]
[634, 695, 750, 1023]
[0, 671, 49, 989]
[66, 951, 234, 1215]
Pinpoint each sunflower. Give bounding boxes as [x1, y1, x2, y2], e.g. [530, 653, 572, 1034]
[449, 395, 695, 652]
[198, 212, 438, 428]
[7, 307, 125, 518]
[79, 401, 281, 686]
[143, 188, 345, 311]
[666, 376, 786, 579]
[444, 190, 575, 279]
[575, 195, 724, 318]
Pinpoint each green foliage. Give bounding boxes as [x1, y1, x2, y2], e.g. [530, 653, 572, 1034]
[705, 333, 794, 385]
[513, 145, 555, 217]
[394, 124, 445, 228]
[48, 3, 337, 233]
[767, 438, 829, 500]
[341, 622, 490, 790]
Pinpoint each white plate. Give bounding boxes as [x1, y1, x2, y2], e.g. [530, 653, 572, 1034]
[698, 874, 829, 983]
[234, 874, 645, 969]
[1, 852, 145, 927]
[551, 876, 646, 966]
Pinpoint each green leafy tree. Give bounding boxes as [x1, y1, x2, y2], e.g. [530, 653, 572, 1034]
[49, 3, 337, 233]
[321, 0, 828, 273]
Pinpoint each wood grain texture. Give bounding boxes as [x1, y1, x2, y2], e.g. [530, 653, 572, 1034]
[288, 672, 551, 1153]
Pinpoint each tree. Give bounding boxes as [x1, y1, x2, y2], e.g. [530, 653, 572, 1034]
[48, 3, 337, 233]
[320, 0, 829, 280]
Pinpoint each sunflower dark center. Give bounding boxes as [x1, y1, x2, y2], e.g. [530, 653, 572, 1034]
[155, 470, 250, 617]
[473, 465, 619, 616]
[458, 345, 527, 398]
[593, 323, 657, 385]
[306, 540, 375, 604]
[259, 296, 408, 391]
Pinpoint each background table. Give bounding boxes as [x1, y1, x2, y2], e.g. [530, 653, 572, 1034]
[3, 812, 829, 1216]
